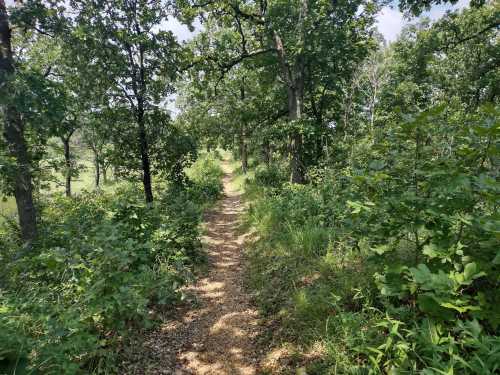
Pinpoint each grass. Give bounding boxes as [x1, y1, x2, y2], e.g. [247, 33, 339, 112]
[225, 154, 256, 194]
[0, 197, 17, 220]
[1, 141, 117, 222]
[238, 161, 384, 374]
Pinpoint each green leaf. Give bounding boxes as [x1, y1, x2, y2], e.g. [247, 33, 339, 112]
[463, 262, 486, 283]
[371, 244, 391, 255]
[422, 243, 439, 258]
[493, 251, 500, 265]
[440, 301, 480, 313]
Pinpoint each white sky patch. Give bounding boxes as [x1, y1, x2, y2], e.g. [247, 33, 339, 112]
[376, 0, 470, 43]
[376, 6, 405, 43]
[162, 17, 200, 42]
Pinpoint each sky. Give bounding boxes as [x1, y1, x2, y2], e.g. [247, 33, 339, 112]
[6, 0, 470, 43]
[164, 1, 471, 44]
[5, 0, 470, 115]
[376, 0, 470, 42]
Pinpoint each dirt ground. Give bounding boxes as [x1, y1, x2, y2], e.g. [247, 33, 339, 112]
[123, 164, 263, 374]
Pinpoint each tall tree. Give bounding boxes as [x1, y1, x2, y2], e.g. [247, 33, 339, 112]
[69, 0, 180, 202]
[183, 0, 379, 182]
[0, 0, 37, 245]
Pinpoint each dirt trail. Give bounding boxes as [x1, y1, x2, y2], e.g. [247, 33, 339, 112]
[127, 163, 262, 374]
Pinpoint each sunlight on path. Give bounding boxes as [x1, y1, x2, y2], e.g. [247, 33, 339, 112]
[126, 161, 262, 374]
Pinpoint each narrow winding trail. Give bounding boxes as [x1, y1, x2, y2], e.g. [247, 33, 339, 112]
[129, 163, 262, 374]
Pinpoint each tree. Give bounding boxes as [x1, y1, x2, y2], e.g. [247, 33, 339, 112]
[52, 92, 81, 197]
[0, 0, 37, 245]
[182, 0, 379, 182]
[68, 0, 180, 203]
[398, 0, 487, 16]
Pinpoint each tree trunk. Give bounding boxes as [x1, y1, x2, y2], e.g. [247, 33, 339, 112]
[94, 151, 100, 189]
[4, 111, 38, 244]
[239, 128, 248, 174]
[369, 83, 377, 137]
[288, 85, 305, 184]
[262, 140, 271, 166]
[102, 163, 107, 184]
[239, 85, 248, 174]
[61, 136, 72, 197]
[290, 0, 308, 184]
[290, 132, 304, 183]
[1, 0, 37, 245]
[137, 105, 153, 203]
[273, 26, 306, 184]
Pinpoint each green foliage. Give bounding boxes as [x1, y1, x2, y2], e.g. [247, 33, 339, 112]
[245, 177, 383, 373]
[0, 161, 224, 373]
[1, 0, 498, 373]
[185, 152, 224, 204]
[244, 101, 499, 373]
[254, 163, 288, 189]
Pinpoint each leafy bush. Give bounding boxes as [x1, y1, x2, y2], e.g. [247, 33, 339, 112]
[185, 152, 224, 204]
[0, 163, 222, 373]
[254, 163, 288, 189]
[245, 105, 500, 374]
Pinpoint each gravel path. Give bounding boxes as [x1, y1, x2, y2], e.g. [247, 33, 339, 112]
[124, 164, 262, 374]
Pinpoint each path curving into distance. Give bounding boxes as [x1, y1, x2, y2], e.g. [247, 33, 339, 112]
[125, 162, 262, 374]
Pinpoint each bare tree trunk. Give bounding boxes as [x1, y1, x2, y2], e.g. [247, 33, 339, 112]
[239, 128, 248, 174]
[1, 0, 37, 245]
[137, 104, 153, 203]
[61, 136, 72, 197]
[101, 163, 107, 184]
[94, 151, 100, 189]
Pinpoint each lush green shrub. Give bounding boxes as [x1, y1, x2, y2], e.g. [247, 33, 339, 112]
[245, 105, 499, 373]
[0, 162, 222, 374]
[254, 163, 288, 189]
[185, 152, 224, 204]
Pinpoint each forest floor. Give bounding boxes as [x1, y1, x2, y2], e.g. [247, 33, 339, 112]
[123, 162, 264, 374]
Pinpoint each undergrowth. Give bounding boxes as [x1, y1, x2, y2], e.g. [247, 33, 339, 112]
[243, 106, 499, 374]
[0, 153, 223, 374]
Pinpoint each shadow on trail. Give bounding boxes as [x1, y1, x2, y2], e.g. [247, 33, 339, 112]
[122, 170, 263, 375]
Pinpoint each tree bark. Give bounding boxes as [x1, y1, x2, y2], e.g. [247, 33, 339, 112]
[288, 85, 305, 184]
[94, 150, 100, 189]
[239, 127, 248, 174]
[239, 85, 248, 173]
[1, 0, 37, 245]
[61, 136, 72, 197]
[137, 105, 153, 203]
[272, 18, 306, 183]
[127, 21, 154, 204]
[101, 163, 107, 184]
[262, 140, 271, 166]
